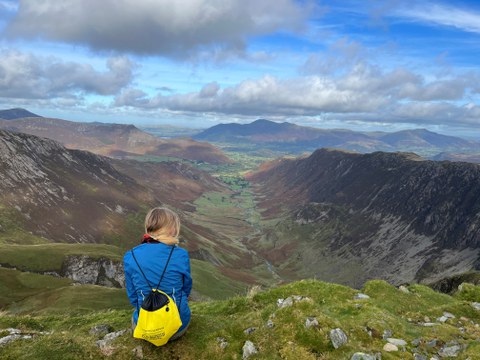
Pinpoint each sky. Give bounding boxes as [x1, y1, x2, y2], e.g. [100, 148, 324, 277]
[0, 0, 479, 137]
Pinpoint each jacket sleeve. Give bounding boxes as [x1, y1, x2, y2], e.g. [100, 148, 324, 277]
[123, 254, 138, 309]
[182, 252, 193, 297]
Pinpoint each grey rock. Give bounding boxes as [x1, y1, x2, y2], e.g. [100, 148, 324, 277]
[414, 354, 427, 360]
[383, 343, 398, 352]
[244, 327, 257, 335]
[423, 322, 439, 327]
[399, 285, 410, 293]
[437, 316, 449, 323]
[277, 297, 293, 308]
[438, 344, 462, 357]
[443, 312, 455, 319]
[96, 330, 127, 349]
[132, 345, 143, 359]
[62, 255, 125, 288]
[471, 302, 480, 311]
[386, 338, 407, 346]
[350, 352, 377, 360]
[426, 339, 437, 348]
[89, 324, 113, 337]
[364, 327, 372, 337]
[330, 328, 348, 349]
[266, 320, 274, 328]
[216, 337, 228, 349]
[354, 293, 370, 300]
[382, 329, 393, 340]
[305, 317, 319, 329]
[0, 334, 23, 346]
[411, 338, 422, 346]
[242, 340, 258, 359]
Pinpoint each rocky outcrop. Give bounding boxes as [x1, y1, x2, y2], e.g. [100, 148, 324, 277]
[61, 255, 125, 288]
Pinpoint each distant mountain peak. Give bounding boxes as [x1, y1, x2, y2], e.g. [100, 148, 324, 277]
[0, 108, 42, 120]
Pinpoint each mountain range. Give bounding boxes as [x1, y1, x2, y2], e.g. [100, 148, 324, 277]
[0, 109, 230, 164]
[194, 119, 480, 158]
[247, 148, 480, 286]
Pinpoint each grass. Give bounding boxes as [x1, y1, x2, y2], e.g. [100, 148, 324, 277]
[0, 268, 72, 309]
[190, 259, 248, 299]
[0, 243, 125, 273]
[1, 279, 479, 359]
[0, 205, 51, 245]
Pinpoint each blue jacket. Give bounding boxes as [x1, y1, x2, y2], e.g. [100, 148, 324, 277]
[123, 242, 192, 333]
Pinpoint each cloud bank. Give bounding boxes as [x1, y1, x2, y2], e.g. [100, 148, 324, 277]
[5, 0, 312, 58]
[0, 50, 134, 99]
[114, 62, 479, 127]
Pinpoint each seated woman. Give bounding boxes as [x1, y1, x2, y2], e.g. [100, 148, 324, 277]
[123, 207, 192, 341]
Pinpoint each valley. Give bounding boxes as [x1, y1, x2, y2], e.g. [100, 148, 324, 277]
[0, 112, 479, 325]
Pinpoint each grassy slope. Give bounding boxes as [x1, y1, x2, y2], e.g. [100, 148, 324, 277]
[0, 243, 125, 273]
[1, 279, 479, 359]
[0, 256, 248, 316]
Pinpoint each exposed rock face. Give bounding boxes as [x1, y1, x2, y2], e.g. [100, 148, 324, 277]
[61, 255, 125, 288]
[0, 129, 148, 243]
[248, 149, 480, 286]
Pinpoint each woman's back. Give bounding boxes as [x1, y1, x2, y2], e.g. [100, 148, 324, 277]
[123, 208, 192, 338]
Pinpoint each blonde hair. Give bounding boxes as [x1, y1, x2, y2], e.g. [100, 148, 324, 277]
[144, 207, 180, 238]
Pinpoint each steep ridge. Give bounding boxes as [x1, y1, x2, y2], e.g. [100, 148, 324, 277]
[247, 149, 480, 286]
[0, 128, 151, 243]
[0, 116, 231, 164]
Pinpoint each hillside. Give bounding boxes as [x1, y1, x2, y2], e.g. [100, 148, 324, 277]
[0, 128, 150, 244]
[0, 129, 276, 303]
[247, 149, 480, 286]
[0, 116, 231, 164]
[194, 119, 479, 157]
[433, 152, 480, 164]
[1, 279, 479, 359]
[0, 108, 41, 120]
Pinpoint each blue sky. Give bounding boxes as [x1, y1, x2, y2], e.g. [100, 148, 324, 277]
[0, 0, 479, 137]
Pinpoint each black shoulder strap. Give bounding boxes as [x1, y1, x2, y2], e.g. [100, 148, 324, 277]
[131, 246, 175, 290]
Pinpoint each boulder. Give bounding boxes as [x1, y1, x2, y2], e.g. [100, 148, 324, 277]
[330, 328, 348, 349]
[242, 340, 258, 359]
[305, 317, 319, 329]
[350, 352, 377, 360]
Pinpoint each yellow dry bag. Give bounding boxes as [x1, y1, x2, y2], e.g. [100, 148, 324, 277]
[133, 289, 182, 346]
[131, 247, 182, 346]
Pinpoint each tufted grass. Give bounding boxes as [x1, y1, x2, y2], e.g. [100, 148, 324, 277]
[0, 279, 479, 359]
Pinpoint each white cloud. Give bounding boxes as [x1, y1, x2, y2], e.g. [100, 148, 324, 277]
[397, 2, 480, 34]
[113, 62, 480, 128]
[0, 49, 134, 99]
[5, 0, 313, 58]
